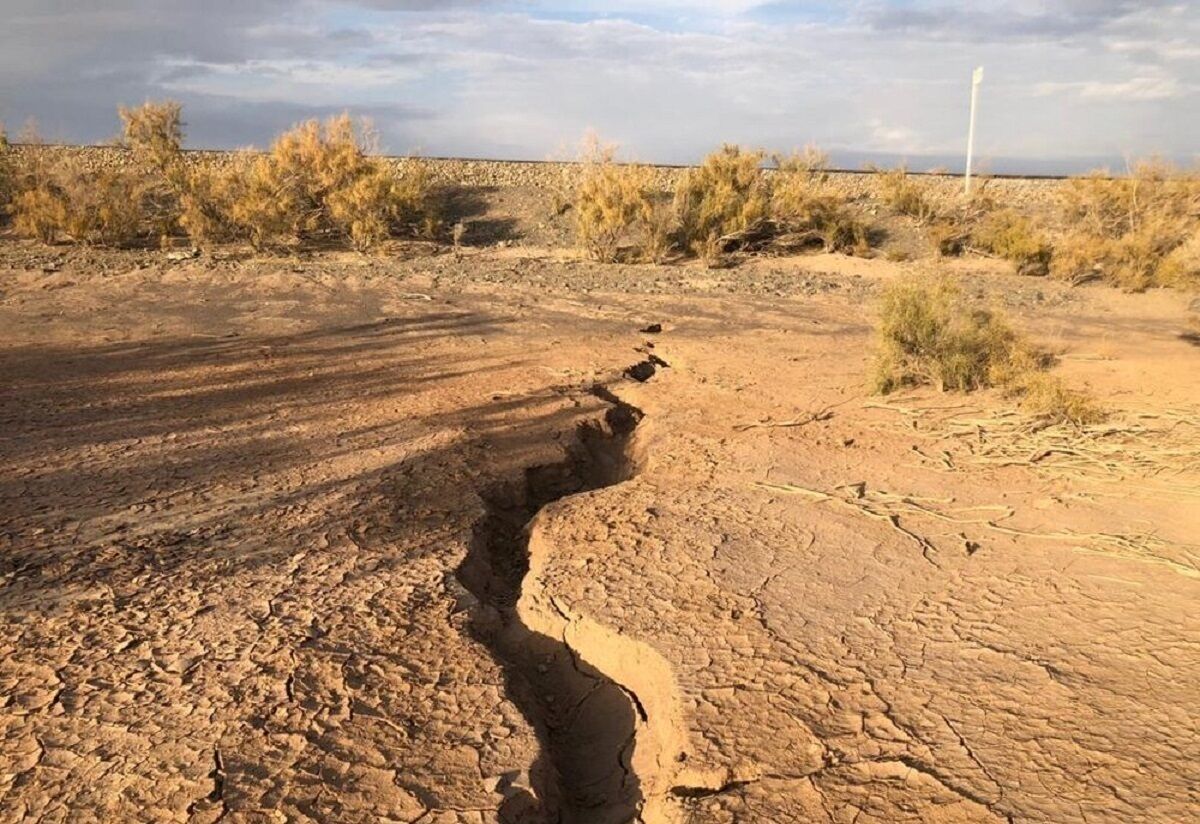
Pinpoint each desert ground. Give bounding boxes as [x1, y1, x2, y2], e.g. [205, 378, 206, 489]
[1, 178, 1199, 824]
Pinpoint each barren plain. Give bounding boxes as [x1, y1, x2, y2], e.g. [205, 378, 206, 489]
[2, 177, 1198, 824]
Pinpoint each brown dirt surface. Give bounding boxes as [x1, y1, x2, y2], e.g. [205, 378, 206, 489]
[1, 230, 1198, 823]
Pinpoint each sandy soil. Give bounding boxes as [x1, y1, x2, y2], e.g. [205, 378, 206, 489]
[1, 237, 1197, 823]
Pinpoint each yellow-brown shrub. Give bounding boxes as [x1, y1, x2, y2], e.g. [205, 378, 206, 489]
[873, 275, 1103, 423]
[1005, 371, 1106, 426]
[227, 115, 432, 251]
[0, 126, 13, 219]
[120, 101, 185, 179]
[971, 208, 1052, 276]
[574, 138, 674, 263]
[873, 276, 1019, 393]
[1159, 230, 1200, 288]
[674, 145, 769, 254]
[12, 156, 147, 247]
[772, 150, 868, 255]
[1052, 161, 1199, 290]
[877, 166, 938, 224]
[176, 160, 245, 245]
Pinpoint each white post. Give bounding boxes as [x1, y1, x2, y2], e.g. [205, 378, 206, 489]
[965, 66, 983, 196]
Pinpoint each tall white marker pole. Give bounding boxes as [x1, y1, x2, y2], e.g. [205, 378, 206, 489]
[965, 66, 984, 196]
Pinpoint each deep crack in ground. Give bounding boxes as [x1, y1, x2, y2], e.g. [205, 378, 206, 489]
[456, 383, 649, 824]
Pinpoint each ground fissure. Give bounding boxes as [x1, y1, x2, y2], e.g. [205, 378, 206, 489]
[456, 383, 662, 823]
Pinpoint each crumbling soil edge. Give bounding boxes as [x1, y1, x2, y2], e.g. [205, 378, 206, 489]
[455, 380, 685, 823]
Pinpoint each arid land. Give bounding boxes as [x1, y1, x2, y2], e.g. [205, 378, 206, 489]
[1, 162, 1198, 823]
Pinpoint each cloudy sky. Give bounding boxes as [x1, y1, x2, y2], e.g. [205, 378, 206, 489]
[1, 1, 1197, 173]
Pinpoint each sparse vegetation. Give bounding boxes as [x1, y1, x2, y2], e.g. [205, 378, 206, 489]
[9, 124, 148, 247]
[873, 276, 1019, 393]
[0, 124, 11, 212]
[877, 166, 939, 224]
[971, 208, 1052, 276]
[674, 145, 770, 256]
[207, 115, 434, 251]
[3, 103, 434, 252]
[1005, 371, 1106, 426]
[1052, 161, 1200, 290]
[574, 139, 673, 263]
[771, 148, 869, 255]
[872, 275, 1102, 423]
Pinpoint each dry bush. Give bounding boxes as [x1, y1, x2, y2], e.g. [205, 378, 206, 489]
[928, 220, 970, 257]
[176, 161, 245, 245]
[56, 160, 147, 245]
[574, 139, 673, 263]
[1160, 230, 1200, 288]
[0, 125, 14, 220]
[877, 166, 939, 224]
[771, 149, 869, 255]
[12, 157, 146, 246]
[1005, 372, 1106, 426]
[120, 101, 189, 243]
[674, 145, 769, 255]
[7, 122, 147, 247]
[971, 208, 1052, 276]
[159, 113, 433, 251]
[1052, 161, 1200, 290]
[121, 101, 184, 179]
[873, 276, 1019, 393]
[873, 275, 1103, 423]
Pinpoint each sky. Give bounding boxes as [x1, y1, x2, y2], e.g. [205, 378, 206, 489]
[1, 1, 1197, 173]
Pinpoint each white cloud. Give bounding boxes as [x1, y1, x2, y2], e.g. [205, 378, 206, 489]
[1036, 75, 1188, 101]
[0, 1, 1197, 168]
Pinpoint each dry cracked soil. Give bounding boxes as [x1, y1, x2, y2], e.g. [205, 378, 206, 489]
[1, 238, 1198, 824]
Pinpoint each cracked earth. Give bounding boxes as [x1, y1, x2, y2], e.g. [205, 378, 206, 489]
[1, 243, 1198, 823]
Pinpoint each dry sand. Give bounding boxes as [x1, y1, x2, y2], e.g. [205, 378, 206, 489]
[1, 236, 1197, 823]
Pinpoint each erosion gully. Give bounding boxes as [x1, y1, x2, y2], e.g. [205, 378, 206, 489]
[455, 381, 652, 824]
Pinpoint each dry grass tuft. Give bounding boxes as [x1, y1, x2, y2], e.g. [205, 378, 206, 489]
[574, 138, 673, 263]
[674, 145, 769, 256]
[877, 166, 939, 224]
[771, 148, 869, 255]
[873, 276, 1018, 393]
[1006, 372, 1107, 426]
[1052, 161, 1200, 290]
[873, 275, 1103, 424]
[971, 208, 1052, 276]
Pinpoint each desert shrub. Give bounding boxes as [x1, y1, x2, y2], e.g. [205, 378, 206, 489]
[58, 161, 147, 245]
[877, 167, 939, 224]
[0, 126, 13, 219]
[928, 220, 969, 257]
[327, 159, 431, 251]
[11, 155, 146, 246]
[1159, 230, 1200, 288]
[1005, 371, 1106, 426]
[771, 149, 869, 255]
[226, 115, 432, 251]
[574, 139, 674, 263]
[873, 275, 1104, 422]
[971, 208, 1052, 276]
[120, 101, 185, 179]
[674, 145, 769, 254]
[119, 101, 190, 243]
[1052, 161, 1200, 290]
[873, 276, 1020, 393]
[6, 121, 145, 246]
[176, 160, 245, 245]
